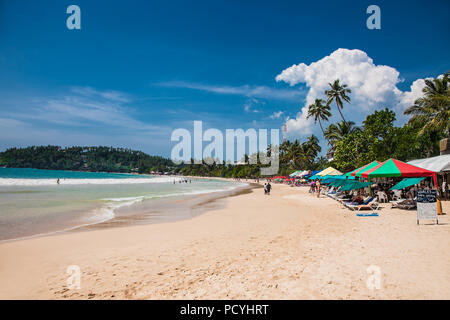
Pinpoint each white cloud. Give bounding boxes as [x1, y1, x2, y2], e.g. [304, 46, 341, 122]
[275, 48, 439, 137]
[4, 87, 160, 132]
[0, 87, 172, 153]
[244, 97, 263, 113]
[397, 77, 431, 112]
[158, 81, 306, 101]
[269, 111, 284, 119]
[276, 48, 405, 135]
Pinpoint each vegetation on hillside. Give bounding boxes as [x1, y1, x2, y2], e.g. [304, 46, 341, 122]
[0, 146, 172, 174]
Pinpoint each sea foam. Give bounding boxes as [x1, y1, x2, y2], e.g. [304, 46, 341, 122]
[0, 176, 183, 186]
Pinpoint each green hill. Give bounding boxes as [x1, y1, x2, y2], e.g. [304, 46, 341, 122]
[0, 146, 173, 174]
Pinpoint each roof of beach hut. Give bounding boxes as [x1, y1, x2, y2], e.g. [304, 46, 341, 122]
[361, 158, 436, 179]
[407, 154, 450, 173]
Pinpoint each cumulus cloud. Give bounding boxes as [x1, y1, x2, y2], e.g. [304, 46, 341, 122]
[276, 48, 409, 135]
[397, 77, 434, 112]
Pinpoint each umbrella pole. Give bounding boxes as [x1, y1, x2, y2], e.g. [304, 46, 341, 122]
[368, 177, 372, 197]
[433, 173, 443, 215]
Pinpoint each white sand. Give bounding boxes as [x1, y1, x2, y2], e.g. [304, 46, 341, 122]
[0, 183, 449, 299]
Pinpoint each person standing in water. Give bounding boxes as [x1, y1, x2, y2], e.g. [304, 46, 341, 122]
[56, 178, 60, 185]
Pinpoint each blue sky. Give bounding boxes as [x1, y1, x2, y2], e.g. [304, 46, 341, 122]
[0, 0, 449, 157]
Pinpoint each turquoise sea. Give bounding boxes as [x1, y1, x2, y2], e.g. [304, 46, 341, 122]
[0, 168, 245, 241]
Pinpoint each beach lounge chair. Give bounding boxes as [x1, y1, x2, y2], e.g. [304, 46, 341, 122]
[392, 199, 416, 210]
[396, 202, 416, 210]
[346, 198, 379, 211]
[391, 199, 406, 208]
[343, 196, 372, 206]
[337, 194, 354, 203]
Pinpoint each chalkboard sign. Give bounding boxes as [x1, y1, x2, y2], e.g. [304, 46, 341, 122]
[416, 190, 438, 225]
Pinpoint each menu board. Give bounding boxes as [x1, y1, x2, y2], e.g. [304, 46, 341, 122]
[416, 190, 438, 225]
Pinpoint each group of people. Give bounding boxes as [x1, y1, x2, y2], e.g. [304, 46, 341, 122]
[309, 180, 321, 198]
[263, 182, 272, 195]
[174, 179, 191, 184]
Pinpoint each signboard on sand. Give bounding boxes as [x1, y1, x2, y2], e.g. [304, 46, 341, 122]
[416, 190, 438, 225]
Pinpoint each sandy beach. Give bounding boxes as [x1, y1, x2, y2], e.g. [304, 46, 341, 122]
[0, 182, 449, 300]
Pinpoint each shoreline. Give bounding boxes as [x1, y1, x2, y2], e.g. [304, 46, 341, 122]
[0, 183, 448, 299]
[0, 177, 253, 243]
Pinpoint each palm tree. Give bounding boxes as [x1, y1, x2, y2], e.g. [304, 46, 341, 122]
[324, 121, 360, 151]
[306, 99, 331, 137]
[305, 134, 321, 156]
[404, 72, 450, 137]
[325, 79, 352, 125]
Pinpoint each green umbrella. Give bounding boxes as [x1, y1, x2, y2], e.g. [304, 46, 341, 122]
[389, 177, 425, 190]
[340, 180, 370, 191]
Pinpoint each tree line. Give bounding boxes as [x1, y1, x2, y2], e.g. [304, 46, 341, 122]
[0, 146, 172, 174]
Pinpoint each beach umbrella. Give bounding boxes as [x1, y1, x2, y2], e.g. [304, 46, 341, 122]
[344, 160, 381, 177]
[361, 158, 437, 186]
[322, 175, 355, 184]
[389, 177, 425, 191]
[289, 171, 300, 177]
[299, 170, 310, 177]
[339, 180, 370, 191]
[316, 167, 342, 176]
[329, 179, 352, 187]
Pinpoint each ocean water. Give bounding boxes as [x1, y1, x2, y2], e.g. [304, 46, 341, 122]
[0, 168, 245, 241]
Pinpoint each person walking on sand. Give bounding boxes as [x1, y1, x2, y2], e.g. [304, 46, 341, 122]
[266, 182, 272, 195]
[315, 180, 321, 198]
[56, 178, 60, 185]
[310, 181, 315, 194]
[264, 183, 267, 195]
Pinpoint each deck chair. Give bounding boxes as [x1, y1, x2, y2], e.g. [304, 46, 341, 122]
[376, 191, 388, 203]
[396, 202, 416, 210]
[343, 196, 372, 207]
[392, 190, 402, 201]
[346, 198, 379, 211]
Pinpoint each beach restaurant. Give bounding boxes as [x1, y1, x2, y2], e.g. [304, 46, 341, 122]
[408, 154, 450, 199]
[311, 159, 441, 214]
